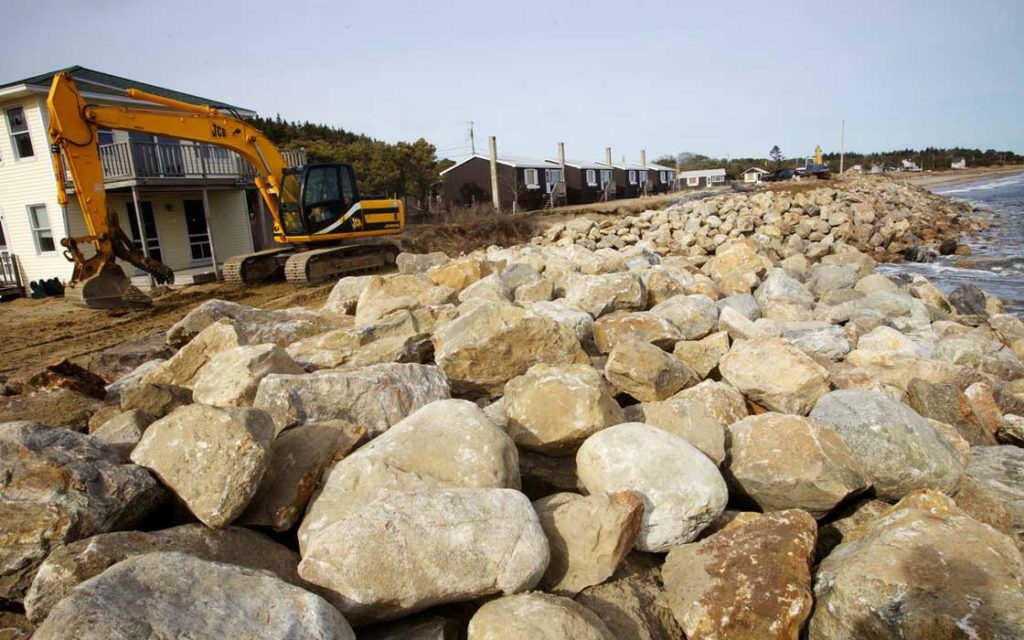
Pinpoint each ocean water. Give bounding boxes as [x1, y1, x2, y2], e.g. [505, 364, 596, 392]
[876, 172, 1024, 315]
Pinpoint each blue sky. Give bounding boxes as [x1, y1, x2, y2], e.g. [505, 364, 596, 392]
[3, 0, 1021, 162]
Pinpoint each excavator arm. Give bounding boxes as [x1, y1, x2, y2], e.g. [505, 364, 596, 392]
[46, 71, 295, 307]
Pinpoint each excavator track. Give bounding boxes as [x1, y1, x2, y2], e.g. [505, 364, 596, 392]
[284, 243, 398, 286]
[222, 248, 292, 284]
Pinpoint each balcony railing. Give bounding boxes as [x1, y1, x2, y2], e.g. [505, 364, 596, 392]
[64, 141, 307, 185]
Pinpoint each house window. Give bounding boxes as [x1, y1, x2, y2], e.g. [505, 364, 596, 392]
[27, 204, 56, 253]
[524, 168, 540, 190]
[545, 169, 562, 194]
[687, 176, 700, 187]
[6, 107, 34, 159]
[97, 128, 115, 146]
[600, 170, 612, 187]
[709, 175, 725, 184]
[586, 169, 597, 187]
[660, 171, 668, 182]
[628, 170, 637, 185]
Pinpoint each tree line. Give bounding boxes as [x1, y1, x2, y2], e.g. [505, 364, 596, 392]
[656, 147, 1023, 178]
[247, 114, 449, 205]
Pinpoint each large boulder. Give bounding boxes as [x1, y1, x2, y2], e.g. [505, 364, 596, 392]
[433, 302, 587, 396]
[810, 389, 964, 500]
[626, 397, 726, 464]
[505, 364, 624, 454]
[165, 299, 334, 348]
[32, 552, 354, 640]
[576, 423, 728, 552]
[298, 399, 519, 550]
[142, 319, 246, 389]
[965, 446, 1024, 547]
[23, 524, 316, 624]
[605, 338, 698, 402]
[0, 422, 163, 601]
[702, 238, 772, 294]
[254, 363, 450, 436]
[355, 274, 452, 325]
[719, 336, 830, 415]
[673, 331, 730, 379]
[533, 491, 643, 595]
[592, 311, 682, 353]
[809, 491, 1024, 639]
[119, 382, 191, 420]
[468, 592, 614, 640]
[299, 488, 549, 625]
[191, 343, 303, 407]
[239, 423, 363, 531]
[725, 413, 868, 517]
[564, 272, 647, 318]
[649, 295, 719, 340]
[907, 378, 996, 445]
[663, 510, 818, 640]
[130, 405, 274, 528]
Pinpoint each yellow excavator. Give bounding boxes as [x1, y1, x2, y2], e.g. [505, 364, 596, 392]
[46, 71, 404, 308]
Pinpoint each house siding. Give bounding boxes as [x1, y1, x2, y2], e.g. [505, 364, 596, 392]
[0, 95, 73, 285]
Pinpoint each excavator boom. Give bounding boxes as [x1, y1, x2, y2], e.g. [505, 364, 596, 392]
[46, 71, 403, 308]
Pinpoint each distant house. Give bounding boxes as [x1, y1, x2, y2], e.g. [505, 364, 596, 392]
[846, 164, 864, 174]
[870, 163, 885, 174]
[441, 154, 562, 212]
[548, 159, 612, 204]
[678, 168, 727, 189]
[646, 163, 677, 194]
[742, 167, 770, 184]
[900, 159, 922, 172]
[603, 162, 646, 199]
[951, 157, 967, 170]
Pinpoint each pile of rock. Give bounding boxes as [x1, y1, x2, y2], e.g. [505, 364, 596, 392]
[537, 177, 979, 264]
[3, 181, 1024, 638]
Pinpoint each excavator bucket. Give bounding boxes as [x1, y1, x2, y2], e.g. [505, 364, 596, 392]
[64, 262, 153, 309]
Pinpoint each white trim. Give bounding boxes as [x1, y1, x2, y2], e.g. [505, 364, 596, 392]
[6, 105, 36, 160]
[524, 168, 540, 190]
[27, 204, 57, 255]
[586, 169, 597, 187]
[687, 176, 700, 187]
[628, 170, 637, 185]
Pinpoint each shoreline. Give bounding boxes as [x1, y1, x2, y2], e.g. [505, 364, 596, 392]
[904, 164, 1024, 189]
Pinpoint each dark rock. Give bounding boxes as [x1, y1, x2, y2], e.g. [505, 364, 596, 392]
[906, 378, 995, 445]
[938, 238, 958, 255]
[119, 382, 191, 420]
[80, 333, 174, 382]
[5, 359, 107, 399]
[0, 388, 104, 432]
[949, 284, 988, 316]
[0, 421, 164, 601]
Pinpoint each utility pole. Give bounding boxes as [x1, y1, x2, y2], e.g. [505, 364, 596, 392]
[488, 136, 501, 213]
[469, 121, 476, 155]
[839, 119, 846, 175]
[640, 149, 647, 196]
[557, 141, 566, 205]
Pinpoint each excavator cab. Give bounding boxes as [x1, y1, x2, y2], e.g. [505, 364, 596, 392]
[278, 163, 359, 237]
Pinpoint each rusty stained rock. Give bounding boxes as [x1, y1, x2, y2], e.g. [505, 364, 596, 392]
[663, 509, 818, 640]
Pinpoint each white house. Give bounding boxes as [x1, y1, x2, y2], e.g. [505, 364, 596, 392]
[742, 167, 770, 184]
[677, 168, 727, 189]
[951, 157, 967, 170]
[900, 159, 922, 172]
[0, 66, 302, 295]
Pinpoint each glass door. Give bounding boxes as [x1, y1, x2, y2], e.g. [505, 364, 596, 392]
[126, 201, 162, 263]
[183, 199, 212, 264]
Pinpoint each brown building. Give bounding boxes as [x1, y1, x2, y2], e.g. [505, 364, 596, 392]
[605, 162, 646, 199]
[647, 163, 677, 193]
[552, 159, 614, 204]
[441, 155, 563, 212]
